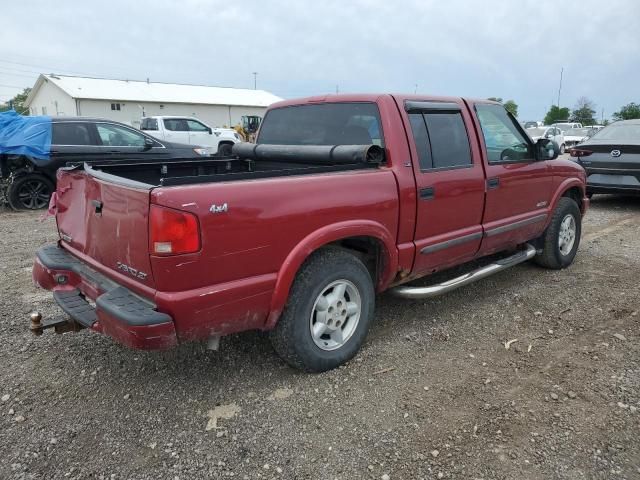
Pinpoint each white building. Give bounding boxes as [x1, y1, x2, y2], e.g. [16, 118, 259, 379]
[25, 74, 283, 128]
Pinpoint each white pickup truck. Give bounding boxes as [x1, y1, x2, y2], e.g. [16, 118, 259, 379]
[140, 116, 241, 155]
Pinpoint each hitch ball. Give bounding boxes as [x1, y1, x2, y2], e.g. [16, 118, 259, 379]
[29, 311, 43, 336]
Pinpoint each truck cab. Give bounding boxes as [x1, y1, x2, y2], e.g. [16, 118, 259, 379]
[140, 116, 241, 155]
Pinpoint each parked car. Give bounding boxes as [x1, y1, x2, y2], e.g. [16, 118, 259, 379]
[1, 117, 208, 210]
[140, 116, 241, 156]
[527, 126, 566, 153]
[564, 128, 591, 149]
[553, 122, 582, 132]
[523, 121, 542, 129]
[569, 119, 640, 197]
[31, 94, 588, 372]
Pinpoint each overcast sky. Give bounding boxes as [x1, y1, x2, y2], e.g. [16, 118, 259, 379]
[1, 0, 638, 121]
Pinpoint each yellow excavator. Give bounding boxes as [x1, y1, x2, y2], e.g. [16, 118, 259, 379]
[234, 115, 262, 143]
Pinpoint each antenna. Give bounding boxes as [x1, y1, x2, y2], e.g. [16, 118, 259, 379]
[557, 67, 563, 107]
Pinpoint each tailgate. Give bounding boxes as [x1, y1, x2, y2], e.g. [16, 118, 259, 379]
[55, 168, 155, 288]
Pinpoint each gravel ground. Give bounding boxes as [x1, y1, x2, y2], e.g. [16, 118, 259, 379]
[0, 195, 639, 480]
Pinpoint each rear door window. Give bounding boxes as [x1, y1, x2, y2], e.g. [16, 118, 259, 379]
[407, 111, 472, 170]
[52, 123, 93, 146]
[164, 119, 189, 132]
[258, 103, 384, 147]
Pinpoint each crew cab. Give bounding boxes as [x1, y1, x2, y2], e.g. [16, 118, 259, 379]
[31, 94, 588, 372]
[140, 116, 241, 156]
[1, 117, 205, 210]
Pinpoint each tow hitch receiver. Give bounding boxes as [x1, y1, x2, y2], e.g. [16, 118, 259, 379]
[29, 311, 82, 336]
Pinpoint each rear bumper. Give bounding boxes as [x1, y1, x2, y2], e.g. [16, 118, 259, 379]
[587, 172, 640, 195]
[32, 244, 177, 350]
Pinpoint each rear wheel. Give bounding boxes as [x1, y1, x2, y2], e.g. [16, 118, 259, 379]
[534, 197, 581, 269]
[8, 174, 54, 210]
[560, 143, 566, 154]
[269, 248, 375, 372]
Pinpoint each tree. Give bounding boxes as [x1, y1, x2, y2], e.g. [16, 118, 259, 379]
[571, 96, 596, 125]
[487, 97, 518, 117]
[0, 88, 31, 115]
[612, 102, 640, 121]
[543, 105, 570, 125]
[503, 100, 518, 117]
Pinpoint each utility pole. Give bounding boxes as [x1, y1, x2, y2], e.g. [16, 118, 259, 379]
[252, 72, 258, 90]
[336, 85, 339, 94]
[557, 67, 563, 108]
[414, 84, 418, 94]
[601, 108, 605, 124]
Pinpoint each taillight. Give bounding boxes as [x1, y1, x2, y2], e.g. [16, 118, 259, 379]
[149, 205, 200, 255]
[569, 148, 592, 157]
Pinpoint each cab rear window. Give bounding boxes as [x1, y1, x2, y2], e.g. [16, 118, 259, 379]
[258, 103, 384, 147]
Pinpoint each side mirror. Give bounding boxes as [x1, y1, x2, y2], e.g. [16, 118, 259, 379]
[536, 138, 559, 160]
[143, 137, 154, 150]
[207, 127, 212, 134]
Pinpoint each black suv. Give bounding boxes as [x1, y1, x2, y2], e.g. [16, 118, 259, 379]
[1, 117, 204, 210]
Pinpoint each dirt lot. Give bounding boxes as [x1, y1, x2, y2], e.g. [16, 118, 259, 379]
[0, 196, 639, 480]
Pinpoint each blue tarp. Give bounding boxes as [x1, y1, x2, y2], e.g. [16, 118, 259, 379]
[0, 110, 51, 162]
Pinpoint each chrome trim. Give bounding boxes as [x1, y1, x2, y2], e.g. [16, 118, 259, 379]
[420, 231, 482, 254]
[391, 244, 537, 299]
[484, 214, 547, 238]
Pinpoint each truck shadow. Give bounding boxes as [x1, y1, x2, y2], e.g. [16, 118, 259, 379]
[589, 194, 640, 211]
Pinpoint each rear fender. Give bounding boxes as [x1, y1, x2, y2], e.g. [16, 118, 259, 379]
[264, 220, 398, 329]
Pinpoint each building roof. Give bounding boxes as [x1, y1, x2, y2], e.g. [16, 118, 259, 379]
[26, 74, 282, 108]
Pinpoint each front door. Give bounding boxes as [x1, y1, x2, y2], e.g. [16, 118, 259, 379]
[472, 102, 553, 253]
[402, 100, 486, 275]
[186, 119, 216, 148]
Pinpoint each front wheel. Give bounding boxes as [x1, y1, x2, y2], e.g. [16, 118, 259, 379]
[534, 197, 581, 269]
[8, 174, 54, 210]
[269, 248, 375, 372]
[217, 142, 234, 156]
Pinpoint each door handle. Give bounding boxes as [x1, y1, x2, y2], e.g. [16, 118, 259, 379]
[419, 186, 435, 200]
[487, 177, 500, 189]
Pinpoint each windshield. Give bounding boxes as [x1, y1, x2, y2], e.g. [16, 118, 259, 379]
[566, 128, 589, 137]
[524, 121, 539, 129]
[589, 123, 640, 143]
[258, 103, 385, 147]
[527, 128, 546, 137]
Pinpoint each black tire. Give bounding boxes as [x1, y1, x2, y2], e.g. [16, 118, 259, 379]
[534, 197, 581, 269]
[217, 142, 234, 156]
[269, 248, 375, 372]
[560, 143, 566, 154]
[8, 174, 54, 210]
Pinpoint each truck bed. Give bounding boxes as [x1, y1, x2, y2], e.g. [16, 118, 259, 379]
[77, 155, 379, 187]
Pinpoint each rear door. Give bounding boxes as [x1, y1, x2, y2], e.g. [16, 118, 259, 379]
[472, 102, 552, 253]
[402, 100, 486, 274]
[162, 118, 191, 144]
[51, 121, 99, 163]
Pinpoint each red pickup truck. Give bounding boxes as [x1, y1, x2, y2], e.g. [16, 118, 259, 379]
[32, 94, 588, 372]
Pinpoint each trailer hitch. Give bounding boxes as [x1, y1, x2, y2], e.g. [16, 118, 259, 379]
[29, 311, 82, 336]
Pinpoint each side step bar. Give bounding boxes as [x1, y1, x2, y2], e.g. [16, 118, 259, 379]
[391, 244, 537, 300]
